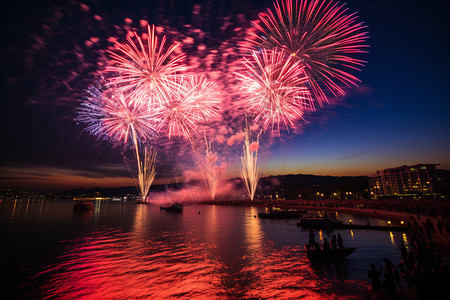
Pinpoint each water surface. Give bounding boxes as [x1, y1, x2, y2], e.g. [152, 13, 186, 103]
[1, 200, 407, 299]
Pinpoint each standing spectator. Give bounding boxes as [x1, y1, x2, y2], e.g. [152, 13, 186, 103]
[400, 241, 407, 260]
[382, 272, 396, 297]
[331, 235, 337, 250]
[322, 238, 330, 252]
[368, 263, 382, 294]
[337, 233, 343, 249]
[308, 230, 316, 249]
[393, 265, 404, 292]
[437, 219, 443, 235]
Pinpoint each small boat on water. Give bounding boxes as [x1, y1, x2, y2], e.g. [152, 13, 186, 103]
[73, 201, 94, 211]
[258, 210, 306, 219]
[304, 245, 356, 260]
[160, 203, 184, 212]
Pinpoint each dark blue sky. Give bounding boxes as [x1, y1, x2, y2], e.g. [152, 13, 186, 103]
[267, 0, 450, 176]
[1, 0, 449, 191]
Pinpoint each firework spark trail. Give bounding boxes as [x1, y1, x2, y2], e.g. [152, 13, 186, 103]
[156, 75, 221, 142]
[135, 147, 157, 202]
[236, 49, 312, 135]
[106, 25, 186, 106]
[240, 128, 260, 201]
[129, 126, 156, 202]
[199, 135, 219, 200]
[247, 0, 369, 106]
[77, 85, 159, 201]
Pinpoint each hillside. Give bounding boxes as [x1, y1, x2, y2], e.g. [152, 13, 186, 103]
[62, 173, 370, 199]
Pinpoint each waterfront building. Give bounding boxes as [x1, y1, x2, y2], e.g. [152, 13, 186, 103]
[369, 164, 447, 198]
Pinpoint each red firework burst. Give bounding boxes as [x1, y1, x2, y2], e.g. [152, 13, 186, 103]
[236, 49, 312, 134]
[156, 76, 221, 141]
[106, 25, 186, 107]
[77, 85, 157, 144]
[247, 0, 369, 106]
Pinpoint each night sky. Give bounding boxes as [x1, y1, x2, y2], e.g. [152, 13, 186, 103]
[1, 0, 449, 192]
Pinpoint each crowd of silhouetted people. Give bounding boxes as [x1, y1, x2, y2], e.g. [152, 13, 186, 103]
[307, 230, 344, 252]
[368, 215, 450, 299]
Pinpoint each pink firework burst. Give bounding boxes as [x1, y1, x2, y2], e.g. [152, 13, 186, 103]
[77, 85, 157, 144]
[106, 25, 186, 106]
[236, 49, 312, 134]
[156, 76, 221, 141]
[247, 0, 369, 106]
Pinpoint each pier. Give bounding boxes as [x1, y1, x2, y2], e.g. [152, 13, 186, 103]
[296, 222, 408, 232]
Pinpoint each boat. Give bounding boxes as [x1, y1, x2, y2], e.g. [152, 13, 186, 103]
[304, 245, 356, 260]
[160, 203, 184, 212]
[73, 201, 94, 211]
[258, 210, 306, 219]
[297, 216, 344, 228]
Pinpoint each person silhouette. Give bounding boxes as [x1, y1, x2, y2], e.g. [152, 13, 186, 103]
[308, 230, 316, 249]
[400, 241, 407, 260]
[368, 263, 382, 294]
[337, 233, 343, 249]
[331, 235, 337, 250]
[323, 238, 330, 252]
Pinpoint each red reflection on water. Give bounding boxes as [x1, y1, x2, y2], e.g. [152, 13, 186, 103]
[36, 230, 368, 299]
[33, 206, 369, 299]
[37, 230, 225, 299]
[243, 246, 368, 299]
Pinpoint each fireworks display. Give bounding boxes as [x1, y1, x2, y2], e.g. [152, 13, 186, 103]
[247, 0, 369, 106]
[236, 48, 312, 134]
[73, 0, 368, 201]
[136, 147, 158, 203]
[199, 136, 220, 200]
[156, 76, 221, 142]
[240, 128, 260, 201]
[77, 84, 157, 144]
[77, 84, 159, 201]
[106, 25, 186, 106]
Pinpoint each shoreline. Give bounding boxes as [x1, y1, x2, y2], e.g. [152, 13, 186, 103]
[206, 202, 448, 299]
[306, 206, 450, 259]
[199, 201, 450, 258]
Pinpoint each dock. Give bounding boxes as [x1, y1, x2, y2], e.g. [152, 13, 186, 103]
[297, 222, 407, 232]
